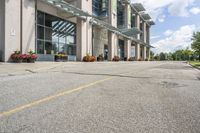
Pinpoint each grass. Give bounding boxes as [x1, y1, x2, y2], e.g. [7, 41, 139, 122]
[189, 61, 200, 69]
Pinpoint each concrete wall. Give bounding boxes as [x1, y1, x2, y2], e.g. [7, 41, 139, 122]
[22, 0, 35, 53]
[4, 0, 21, 61]
[0, 0, 5, 61]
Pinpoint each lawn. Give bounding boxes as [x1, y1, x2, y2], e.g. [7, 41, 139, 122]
[189, 61, 200, 69]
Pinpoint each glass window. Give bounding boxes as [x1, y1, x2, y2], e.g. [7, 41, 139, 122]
[37, 26, 44, 40]
[45, 14, 60, 28]
[67, 45, 76, 55]
[37, 11, 76, 56]
[45, 27, 53, 41]
[37, 11, 44, 25]
[45, 42, 53, 54]
[66, 35, 75, 44]
[52, 42, 58, 54]
[37, 40, 45, 54]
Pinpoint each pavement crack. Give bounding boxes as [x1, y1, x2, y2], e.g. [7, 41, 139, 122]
[25, 69, 37, 73]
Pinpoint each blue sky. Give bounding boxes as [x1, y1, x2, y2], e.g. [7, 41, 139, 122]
[132, 0, 200, 53]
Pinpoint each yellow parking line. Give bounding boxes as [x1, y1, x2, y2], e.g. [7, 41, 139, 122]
[0, 77, 113, 118]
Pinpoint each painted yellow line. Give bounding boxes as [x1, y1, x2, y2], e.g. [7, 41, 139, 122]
[0, 77, 113, 118]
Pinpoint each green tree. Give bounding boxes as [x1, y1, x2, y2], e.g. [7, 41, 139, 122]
[191, 32, 200, 61]
[150, 51, 155, 60]
[159, 52, 166, 61]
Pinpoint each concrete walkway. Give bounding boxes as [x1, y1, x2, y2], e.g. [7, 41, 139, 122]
[0, 62, 65, 76]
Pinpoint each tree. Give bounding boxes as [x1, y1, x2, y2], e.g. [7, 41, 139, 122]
[159, 52, 166, 61]
[150, 51, 154, 60]
[191, 32, 200, 61]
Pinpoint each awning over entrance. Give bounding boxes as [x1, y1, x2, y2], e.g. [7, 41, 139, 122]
[42, 0, 91, 20]
[90, 18, 142, 43]
[131, 3, 146, 12]
[120, 27, 142, 36]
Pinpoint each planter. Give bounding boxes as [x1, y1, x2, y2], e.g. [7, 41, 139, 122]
[13, 59, 23, 63]
[55, 55, 68, 62]
[27, 59, 35, 63]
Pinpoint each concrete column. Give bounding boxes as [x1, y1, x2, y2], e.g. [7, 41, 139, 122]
[22, 0, 35, 53]
[136, 14, 140, 40]
[76, 0, 92, 61]
[108, 0, 118, 61]
[124, 39, 131, 59]
[0, 0, 5, 61]
[108, 32, 117, 60]
[143, 22, 147, 43]
[135, 43, 140, 60]
[147, 47, 151, 60]
[4, 0, 21, 61]
[124, 4, 131, 59]
[143, 46, 147, 60]
[147, 25, 150, 44]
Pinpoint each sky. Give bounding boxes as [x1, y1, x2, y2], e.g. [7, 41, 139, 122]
[131, 0, 200, 54]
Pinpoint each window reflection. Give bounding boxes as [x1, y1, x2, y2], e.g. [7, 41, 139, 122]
[37, 11, 76, 55]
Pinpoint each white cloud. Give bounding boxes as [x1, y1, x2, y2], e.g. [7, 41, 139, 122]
[151, 36, 160, 39]
[151, 25, 198, 53]
[190, 7, 200, 15]
[131, 0, 197, 21]
[164, 30, 173, 36]
[158, 15, 166, 22]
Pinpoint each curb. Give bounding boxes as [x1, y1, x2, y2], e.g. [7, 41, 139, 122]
[188, 62, 200, 71]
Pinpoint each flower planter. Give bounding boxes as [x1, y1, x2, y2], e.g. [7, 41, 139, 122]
[27, 59, 35, 63]
[55, 55, 68, 62]
[13, 59, 23, 63]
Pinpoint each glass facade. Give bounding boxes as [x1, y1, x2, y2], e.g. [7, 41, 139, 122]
[36, 11, 76, 55]
[117, 1, 124, 27]
[92, 0, 108, 16]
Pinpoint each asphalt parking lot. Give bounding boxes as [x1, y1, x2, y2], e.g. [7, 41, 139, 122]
[0, 61, 200, 133]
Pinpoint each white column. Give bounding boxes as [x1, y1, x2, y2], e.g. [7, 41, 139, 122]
[143, 22, 147, 43]
[143, 46, 147, 60]
[4, 0, 21, 61]
[76, 0, 92, 61]
[136, 43, 140, 60]
[136, 14, 140, 40]
[108, 0, 118, 61]
[148, 47, 151, 60]
[124, 4, 131, 59]
[22, 0, 35, 53]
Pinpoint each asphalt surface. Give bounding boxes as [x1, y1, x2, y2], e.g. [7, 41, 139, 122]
[0, 61, 200, 133]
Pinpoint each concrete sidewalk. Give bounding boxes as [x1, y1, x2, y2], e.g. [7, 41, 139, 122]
[0, 62, 64, 76]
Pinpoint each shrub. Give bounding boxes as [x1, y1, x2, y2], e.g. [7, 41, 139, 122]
[83, 54, 96, 62]
[97, 54, 104, 61]
[128, 57, 135, 61]
[145, 58, 149, 61]
[112, 56, 120, 62]
[10, 49, 38, 63]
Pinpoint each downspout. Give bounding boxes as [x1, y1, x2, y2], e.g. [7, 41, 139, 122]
[20, 0, 23, 53]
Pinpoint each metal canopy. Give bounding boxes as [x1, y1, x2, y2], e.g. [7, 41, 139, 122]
[90, 18, 141, 43]
[131, 3, 145, 12]
[121, 27, 142, 36]
[140, 13, 151, 20]
[147, 20, 155, 25]
[43, 0, 91, 19]
[120, 0, 131, 4]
